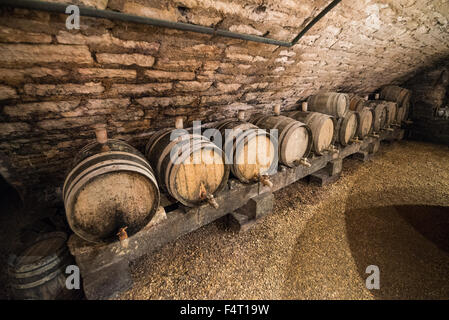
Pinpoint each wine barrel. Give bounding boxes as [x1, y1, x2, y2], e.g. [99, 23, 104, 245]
[212, 120, 277, 183]
[384, 101, 398, 127]
[380, 85, 411, 107]
[365, 101, 388, 132]
[355, 107, 373, 139]
[287, 111, 336, 155]
[63, 139, 160, 243]
[307, 92, 349, 118]
[249, 114, 312, 167]
[335, 111, 358, 146]
[8, 232, 82, 300]
[396, 105, 406, 124]
[380, 85, 411, 119]
[145, 128, 229, 207]
[349, 96, 366, 112]
[349, 97, 373, 139]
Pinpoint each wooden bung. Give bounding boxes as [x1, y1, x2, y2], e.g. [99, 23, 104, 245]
[274, 104, 281, 116]
[301, 101, 308, 111]
[94, 124, 108, 144]
[237, 110, 245, 121]
[175, 116, 184, 129]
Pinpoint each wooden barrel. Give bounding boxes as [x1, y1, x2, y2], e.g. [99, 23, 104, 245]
[212, 120, 277, 183]
[380, 85, 411, 119]
[348, 97, 373, 139]
[396, 105, 406, 124]
[287, 111, 336, 155]
[384, 101, 398, 126]
[249, 114, 312, 167]
[8, 232, 82, 300]
[307, 92, 349, 118]
[63, 139, 160, 243]
[380, 85, 411, 107]
[145, 128, 229, 207]
[335, 111, 358, 146]
[355, 107, 373, 139]
[365, 101, 388, 132]
[349, 95, 366, 112]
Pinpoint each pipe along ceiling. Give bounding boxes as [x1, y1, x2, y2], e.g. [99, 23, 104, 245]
[0, 0, 342, 47]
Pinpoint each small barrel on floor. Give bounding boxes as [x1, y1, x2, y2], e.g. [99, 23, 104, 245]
[249, 106, 312, 167]
[8, 232, 82, 300]
[63, 127, 160, 243]
[287, 111, 336, 155]
[212, 111, 277, 185]
[307, 92, 349, 118]
[146, 117, 229, 208]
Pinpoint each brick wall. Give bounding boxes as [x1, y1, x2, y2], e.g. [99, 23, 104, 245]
[0, 0, 448, 201]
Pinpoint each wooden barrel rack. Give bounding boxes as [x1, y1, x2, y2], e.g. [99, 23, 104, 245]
[67, 126, 405, 300]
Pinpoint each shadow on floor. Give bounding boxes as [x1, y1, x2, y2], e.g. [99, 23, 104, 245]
[345, 205, 449, 299]
[283, 203, 449, 299]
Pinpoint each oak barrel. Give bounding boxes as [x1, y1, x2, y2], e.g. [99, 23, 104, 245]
[365, 101, 388, 132]
[396, 105, 406, 124]
[335, 111, 358, 146]
[63, 139, 160, 243]
[287, 111, 336, 155]
[384, 101, 398, 127]
[349, 95, 366, 112]
[349, 96, 373, 139]
[212, 120, 277, 183]
[145, 128, 229, 207]
[355, 107, 373, 139]
[379, 85, 411, 119]
[307, 92, 349, 118]
[8, 232, 82, 300]
[249, 114, 312, 167]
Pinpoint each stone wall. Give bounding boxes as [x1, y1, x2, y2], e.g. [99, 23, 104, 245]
[0, 0, 448, 201]
[403, 60, 449, 144]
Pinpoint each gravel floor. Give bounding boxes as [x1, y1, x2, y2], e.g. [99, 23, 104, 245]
[117, 140, 449, 300]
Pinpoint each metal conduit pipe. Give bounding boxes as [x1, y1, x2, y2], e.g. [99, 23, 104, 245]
[0, 0, 342, 47]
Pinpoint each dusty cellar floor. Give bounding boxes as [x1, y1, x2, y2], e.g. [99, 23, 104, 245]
[1, 140, 449, 299]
